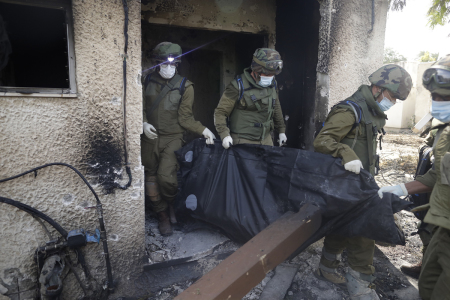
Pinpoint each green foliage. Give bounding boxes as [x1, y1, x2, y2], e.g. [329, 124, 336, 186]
[427, 0, 450, 28]
[384, 47, 407, 64]
[388, 0, 450, 28]
[388, 0, 407, 11]
[417, 51, 439, 62]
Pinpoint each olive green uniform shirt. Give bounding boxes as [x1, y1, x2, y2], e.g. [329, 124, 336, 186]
[314, 85, 386, 169]
[142, 72, 205, 137]
[214, 69, 286, 141]
[416, 124, 450, 231]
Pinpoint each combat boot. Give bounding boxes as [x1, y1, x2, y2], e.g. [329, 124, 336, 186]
[400, 262, 421, 279]
[345, 268, 379, 300]
[157, 210, 173, 236]
[314, 264, 347, 288]
[169, 204, 177, 224]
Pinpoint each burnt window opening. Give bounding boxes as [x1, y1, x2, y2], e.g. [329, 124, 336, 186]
[142, 23, 266, 144]
[0, 0, 76, 94]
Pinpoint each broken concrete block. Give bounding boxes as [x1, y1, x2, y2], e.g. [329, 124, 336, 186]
[259, 265, 298, 300]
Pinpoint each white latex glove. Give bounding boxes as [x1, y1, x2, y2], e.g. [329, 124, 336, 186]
[344, 160, 363, 174]
[279, 133, 287, 146]
[378, 183, 408, 199]
[222, 136, 233, 149]
[143, 122, 158, 139]
[202, 128, 216, 145]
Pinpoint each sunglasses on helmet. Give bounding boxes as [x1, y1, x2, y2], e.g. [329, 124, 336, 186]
[423, 68, 450, 85]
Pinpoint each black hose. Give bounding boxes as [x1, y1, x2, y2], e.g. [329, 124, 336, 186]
[0, 162, 114, 293]
[0, 196, 68, 237]
[115, 0, 132, 191]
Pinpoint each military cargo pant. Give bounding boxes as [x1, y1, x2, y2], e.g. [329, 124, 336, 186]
[419, 227, 450, 300]
[320, 235, 375, 275]
[141, 134, 183, 213]
[418, 222, 437, 254]
[231, 133, 273, 146]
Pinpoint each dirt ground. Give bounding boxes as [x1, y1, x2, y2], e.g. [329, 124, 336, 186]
[140, 130, 428, 300]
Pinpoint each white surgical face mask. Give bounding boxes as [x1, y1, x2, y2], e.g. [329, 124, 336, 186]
[431, 100, 450, 123]
[159, 64, 176, 79]
[377, 91, 395, 111]
[258, 75, 274, 87]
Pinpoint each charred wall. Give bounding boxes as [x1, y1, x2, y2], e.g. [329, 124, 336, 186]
[142, 0, 276, 47]
[0, 0, 145, 298]
[313, 0, 388, 143]
[276, 0, 321, 150]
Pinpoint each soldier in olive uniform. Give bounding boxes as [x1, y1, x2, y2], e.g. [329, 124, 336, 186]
[314, 65, 412, 300]
[214, 48, 287, 148]
[141, 42, 216, 236]
[379, 55, 450, 300]
[401, 119, 444, 278]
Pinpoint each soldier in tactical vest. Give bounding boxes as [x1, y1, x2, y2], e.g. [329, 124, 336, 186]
[379, 55, 450, 300]
[314, 64, 412, 300]
[141, 42, 216, 236]
[214, 48, 287, 148]
[400, 119, 444, 279]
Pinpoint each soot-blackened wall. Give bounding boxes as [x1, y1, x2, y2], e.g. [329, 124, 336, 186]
[276, 0, 321, 150]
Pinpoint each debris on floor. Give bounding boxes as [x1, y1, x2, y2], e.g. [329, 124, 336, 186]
[132, 129, 425, 300]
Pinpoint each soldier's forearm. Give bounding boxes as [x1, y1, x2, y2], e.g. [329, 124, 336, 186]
[405, 180, 433, 194]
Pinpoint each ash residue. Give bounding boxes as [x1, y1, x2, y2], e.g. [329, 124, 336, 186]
[86, 131, 124, 194]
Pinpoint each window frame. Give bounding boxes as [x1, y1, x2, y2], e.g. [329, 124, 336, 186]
[0, 0, 77, 96]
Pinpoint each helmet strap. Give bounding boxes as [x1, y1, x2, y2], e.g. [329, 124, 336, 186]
[372, 85, 383, 100]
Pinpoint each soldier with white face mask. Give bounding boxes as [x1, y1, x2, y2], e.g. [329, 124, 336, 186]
[214, 48, 287, 148]
[141, 42, 215, 236]
[378, 55, 450, 300]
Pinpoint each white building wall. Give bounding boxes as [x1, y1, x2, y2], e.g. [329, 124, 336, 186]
[0, 1, 144, 298]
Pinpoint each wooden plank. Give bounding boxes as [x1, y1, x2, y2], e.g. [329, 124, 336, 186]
[175, 204, 321, 300]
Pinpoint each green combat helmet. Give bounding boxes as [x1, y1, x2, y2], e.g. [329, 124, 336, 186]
[369, 64, 412, 100]
[152, 42, 182, 63]
[251, 48, 283, 75]
[422, 54, 450, 96]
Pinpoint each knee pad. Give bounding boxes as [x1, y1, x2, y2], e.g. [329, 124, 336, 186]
[145, 175, 161, 202]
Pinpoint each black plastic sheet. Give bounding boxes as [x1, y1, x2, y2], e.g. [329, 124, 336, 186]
[175, 139, 411, 246]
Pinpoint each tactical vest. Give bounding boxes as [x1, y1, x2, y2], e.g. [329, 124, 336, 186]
[229, 73, 277, 141]
[332, 90, 386, 176]
[143, 73, 191, 136]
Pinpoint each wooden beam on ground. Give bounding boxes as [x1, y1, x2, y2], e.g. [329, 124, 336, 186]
[174, 204, 321, 300]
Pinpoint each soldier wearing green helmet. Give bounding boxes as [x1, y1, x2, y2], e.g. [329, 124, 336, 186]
[313, 64, 412, 300]
[214, 48, 287, 148]
[378, 55, 450, 300]
[141, 42, 216, 236]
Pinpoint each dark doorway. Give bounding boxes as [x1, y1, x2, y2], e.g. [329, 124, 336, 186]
[141, 23, 265, 143]
[178, 48, 221, 142]
[276, 0, 321, 150]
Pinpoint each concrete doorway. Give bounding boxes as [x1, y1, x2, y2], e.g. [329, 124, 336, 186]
[142, 23, 266, 143]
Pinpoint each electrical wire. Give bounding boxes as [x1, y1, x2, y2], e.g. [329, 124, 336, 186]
[0, 162, 114, 293]
[116, 0, 132, 191]
[0, 196, 68, 237]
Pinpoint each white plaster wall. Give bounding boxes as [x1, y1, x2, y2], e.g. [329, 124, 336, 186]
[326, 0, 388, 107]
[415, 62, 434, 121]
[141, 0, 276, 47]
[0, 0, 144, 298]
